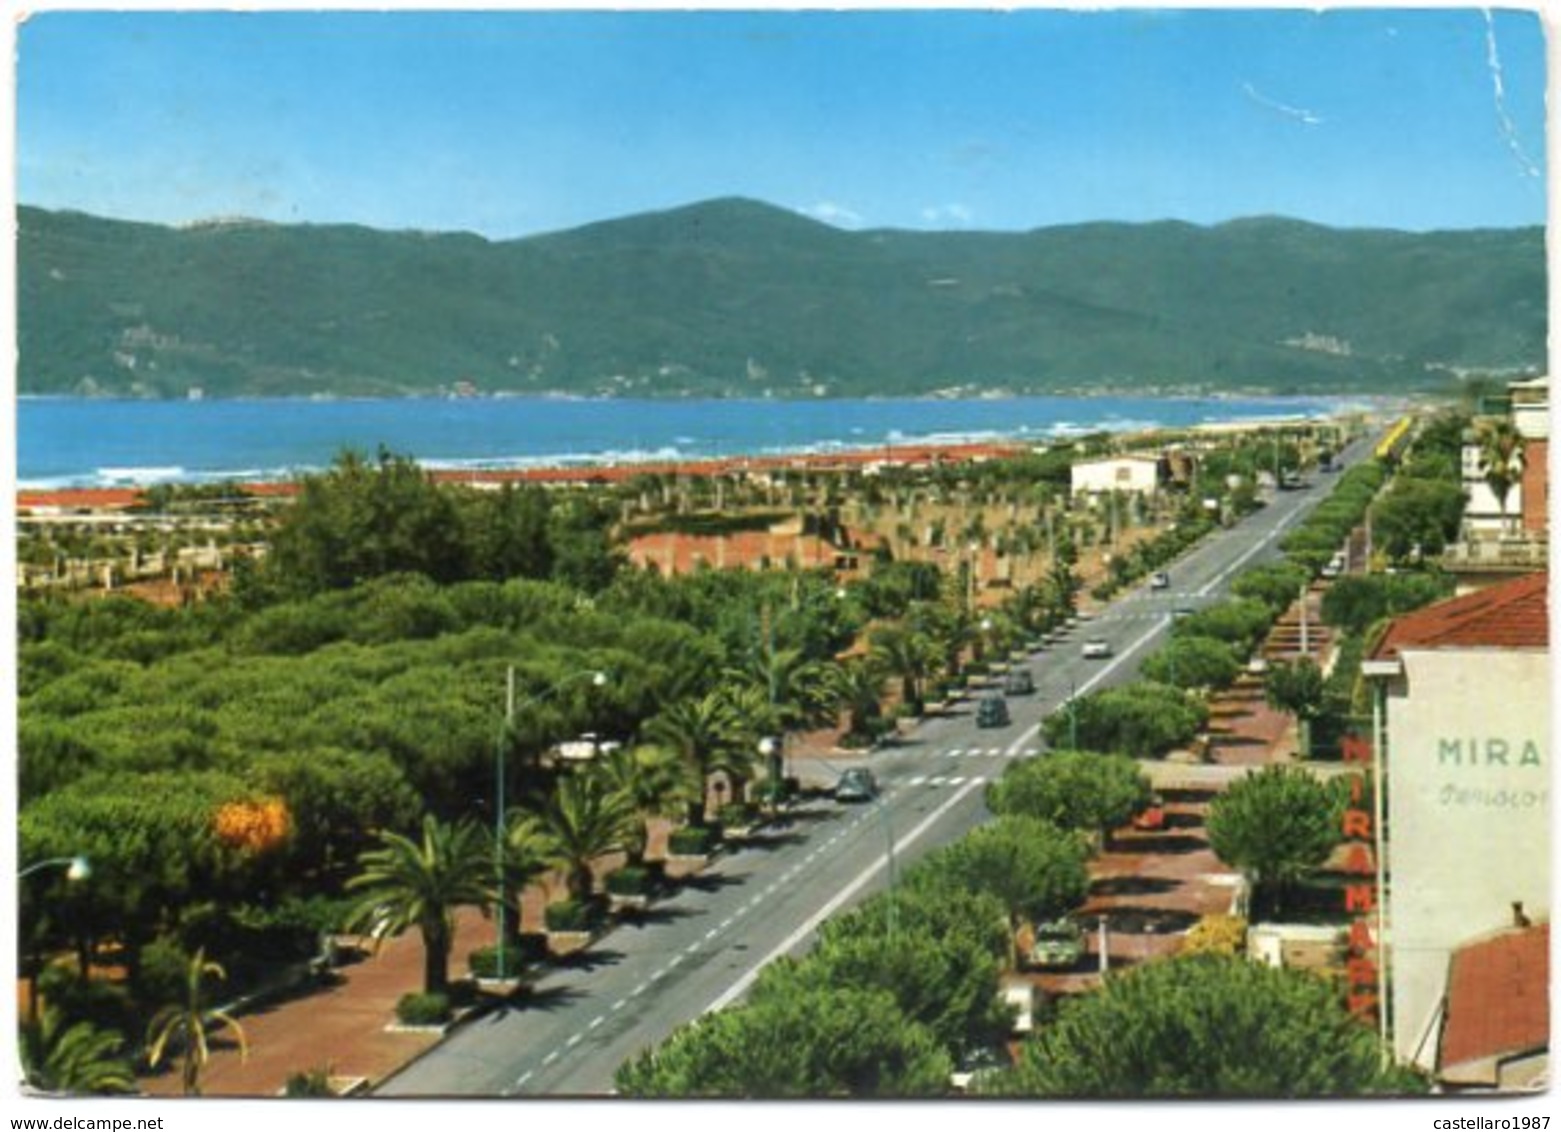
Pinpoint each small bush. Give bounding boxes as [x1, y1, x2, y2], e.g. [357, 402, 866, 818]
[283, 1066, 337, 1097]
[755, 778, 793, 807]
[38, 964, 135, 1036]
[544, 898, 603, 933]
[1181, 914, 1249, 957]
[606, 865, 652, 897]
[134, 935, 191, 1009]
[667, 825, 714, 857]
[716, 803, 758, 829]
[395, 992, 451, 1027]
[468, 942, 541, 979]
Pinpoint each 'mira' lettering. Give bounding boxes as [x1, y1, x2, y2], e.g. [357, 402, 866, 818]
[1341, 735, 1372, 763]
[1340, 844, 1374, 875]
[1347, 991, 1379, 1019]
[1346, 955, 1378, 988]
[1348, 920, 1376, 952]
[1342, 809, 1371, 839]
[1438, 738, 1543, 767]
[1345, 884, 1375, 913]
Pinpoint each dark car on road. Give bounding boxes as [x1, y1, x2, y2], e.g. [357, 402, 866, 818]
[833, 767, 879, 803]
[1003, 668, 1036, 696]
[975, 694, 1011, 728]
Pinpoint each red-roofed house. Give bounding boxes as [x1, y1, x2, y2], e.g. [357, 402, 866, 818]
[1438, 920, 1549, 1090]
[1361, 571, 1550, 1081]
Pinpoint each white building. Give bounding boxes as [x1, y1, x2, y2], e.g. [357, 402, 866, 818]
[1459, 376, 1548, 539]
[1069, 454, 1164, 497]
[1362, 571, 1549, 1081]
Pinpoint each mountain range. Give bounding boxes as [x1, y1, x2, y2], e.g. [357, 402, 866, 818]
[17, 199, 1547, 399]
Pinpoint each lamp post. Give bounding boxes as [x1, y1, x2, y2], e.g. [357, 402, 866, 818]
[19, 856, 91, 1022]
[18, 856, 91, 883]
[1069, 677, 1079, 750]
[758, 735, 782, 810]
[494, 668, 607, 982]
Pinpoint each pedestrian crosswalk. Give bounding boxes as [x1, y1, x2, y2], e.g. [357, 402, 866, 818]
[898, 745, 1041, 790]
[941, 746, 1040, 759]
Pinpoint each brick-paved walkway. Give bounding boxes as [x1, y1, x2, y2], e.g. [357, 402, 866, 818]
[1023, 585, 1342, 999]
[138, 908, 497, 1097]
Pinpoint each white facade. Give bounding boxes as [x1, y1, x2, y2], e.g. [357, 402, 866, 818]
[1372, 646, 1550, 1071]
[1069, 455, 1162, 496]
[1510, 375, 1549, 441]
[1460, 443, 1524, 536]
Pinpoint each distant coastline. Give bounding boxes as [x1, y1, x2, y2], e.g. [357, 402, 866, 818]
[16, 392, 1384, 493]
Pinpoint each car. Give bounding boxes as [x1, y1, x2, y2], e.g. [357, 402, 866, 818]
[975, 694, 1011, 728]
[1150, 571, 1170, 589]
[1027, 918, 1085, 970]
[833, 767, 878, 803]
[1082, 640, 1113, 659]
[1003, 668, 1036, 696]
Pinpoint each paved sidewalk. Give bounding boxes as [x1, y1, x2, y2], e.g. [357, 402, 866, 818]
[138, 908, 497, 1098]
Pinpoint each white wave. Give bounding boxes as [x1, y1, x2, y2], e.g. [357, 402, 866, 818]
[95, 465, 188, 485]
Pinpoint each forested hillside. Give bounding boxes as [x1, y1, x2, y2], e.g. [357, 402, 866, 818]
[18, 199, 1546, 398]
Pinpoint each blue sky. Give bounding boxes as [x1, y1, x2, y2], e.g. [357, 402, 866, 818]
[16, 8, 1549, 238]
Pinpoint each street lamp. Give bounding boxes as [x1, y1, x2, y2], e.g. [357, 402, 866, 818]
[758, 735, 782, 809]
[19, 856, 90, 1022]
[18, 856, 91, 882]
[493, 668, 608, 982]
[1068, 676, 1079, 750]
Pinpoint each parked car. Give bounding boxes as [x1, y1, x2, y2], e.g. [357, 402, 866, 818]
[1082, 640, 1113, 659]
[1003, 668, 1036, 696]
[975, 694, 1011, 728]
[833, 767, 879, 803]
[1028, 918, 1085, 970]
[1150, 571, 1170, 589]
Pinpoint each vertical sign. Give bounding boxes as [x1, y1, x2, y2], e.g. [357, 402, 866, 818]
[1340, 733, 1380, 1025]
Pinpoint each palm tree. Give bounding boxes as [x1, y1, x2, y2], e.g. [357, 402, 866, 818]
[1477, 419, 1527, 536]
[594, 744, 695, 867]
[520, 772, 635, 906]
[869, 622, 939, 715]
[831, 656, 888, 742]
[709, 683, 780, 807]
[20, 1008, 137, 1095]
[645, 692, 744, 828]
[345, 816, 494, 996]
[145, 948, 248, 1097]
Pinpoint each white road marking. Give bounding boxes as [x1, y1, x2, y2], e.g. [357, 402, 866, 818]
[909, 776, 927, 786]
[542, 1051, 559, 1067]
[612, 999, 628, 1012]
[703, 777, 986, 1016]
[589, 1016, 605, 1030]
[514, 1070, 533, 1087]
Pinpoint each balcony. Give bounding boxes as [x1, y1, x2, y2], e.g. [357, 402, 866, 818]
[1442, 537, 1549, 572]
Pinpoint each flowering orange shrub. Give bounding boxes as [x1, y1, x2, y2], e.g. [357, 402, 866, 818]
[214, 797, 291, 853]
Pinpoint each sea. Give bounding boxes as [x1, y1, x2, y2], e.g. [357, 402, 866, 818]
[15, 393, 1375, 490]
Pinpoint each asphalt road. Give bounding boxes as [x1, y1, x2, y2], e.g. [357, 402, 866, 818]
[378, 437, 1372, 1098]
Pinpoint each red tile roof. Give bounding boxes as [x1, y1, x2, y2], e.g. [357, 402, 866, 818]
[1439, 921, 1549, 1079]
[1372, 571, 1548, 659]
